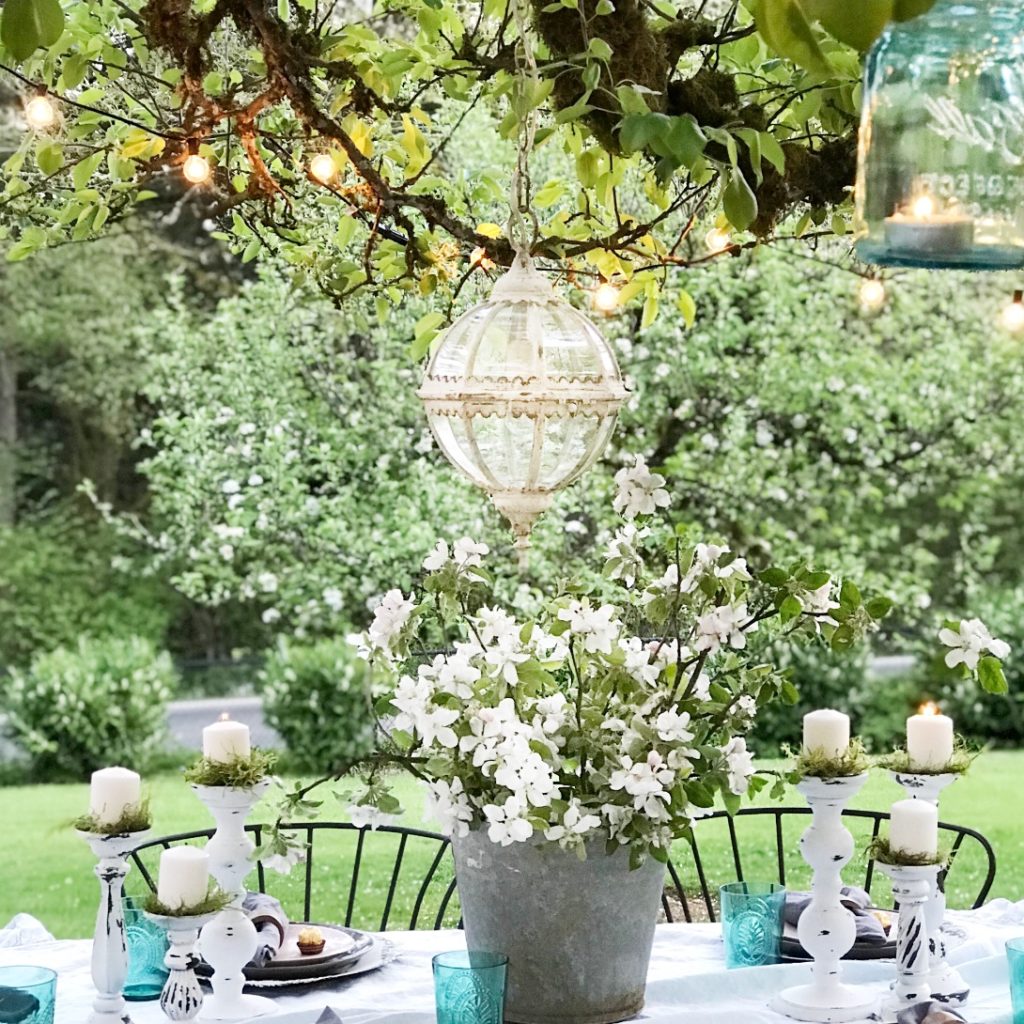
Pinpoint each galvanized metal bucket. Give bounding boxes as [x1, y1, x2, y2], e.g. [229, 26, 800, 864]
[451, 829, 666, 1024]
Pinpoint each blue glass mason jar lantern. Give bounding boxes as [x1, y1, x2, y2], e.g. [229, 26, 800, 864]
[855, 0, 1024, 269]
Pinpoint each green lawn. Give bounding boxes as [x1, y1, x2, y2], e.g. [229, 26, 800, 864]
[2, 751, 1020, 939]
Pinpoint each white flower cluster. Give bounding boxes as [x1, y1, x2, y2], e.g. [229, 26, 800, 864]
[356, 518, 776, 858]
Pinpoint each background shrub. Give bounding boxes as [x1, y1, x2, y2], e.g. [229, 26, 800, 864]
[261, 637, 376, 773]
[3, 635, 177, 778]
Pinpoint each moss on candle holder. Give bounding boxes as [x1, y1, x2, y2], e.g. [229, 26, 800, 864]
[142, 885, 232, 918]
[866, 837, 947, 868]
[183, 748, 277, 788]
[877, 736, 977, 776]
[72, 798, 152, 836]
[791, 738, 871, 780]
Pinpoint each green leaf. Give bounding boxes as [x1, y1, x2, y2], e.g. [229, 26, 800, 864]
[865, 596, 893, 619]
[410, 311, 445, 360]
[779, 594, 802, 624]
[1, 0, 65, 62]
[780, 678, 800, 705]
[677, 289, 696, 328]
[760, 132, 786, 175]
[830, 623, 855, 651]
[759, 567, 790, 586]
[35, 140, 63, 175]
[839, 579, 862, 607]
[803, 0, 893, 51]
[978, 655, 1008, 695]
[749, 0, 835, 78]
[723, 169, 757, 231]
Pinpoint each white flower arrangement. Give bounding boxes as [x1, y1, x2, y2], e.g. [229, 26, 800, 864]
[348, 455, 893, 865]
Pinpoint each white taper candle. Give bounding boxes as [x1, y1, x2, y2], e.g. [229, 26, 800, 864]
[89, 766, 142, 826]
[802, 708, 850, 760]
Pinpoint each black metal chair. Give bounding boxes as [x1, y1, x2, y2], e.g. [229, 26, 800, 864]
[130, 809, 995, 931]
[660, 807, 997, 923]
[130, 822, 461, 931]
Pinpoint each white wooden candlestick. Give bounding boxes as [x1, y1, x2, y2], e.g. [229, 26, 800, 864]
[772, 775, 876, 1023]
[876, 863, 941, 1023]
[78, 829, 151, 1024]
[192, 782, 274, 1022]
[145, 911, 220, 1021]
[891, 771, 967, 1006]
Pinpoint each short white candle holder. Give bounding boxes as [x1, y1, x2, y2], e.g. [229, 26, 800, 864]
[876, 862, 941, 1023]
[890, 771, 967, 1006]
[192, 781, 274, 1022]
[145, 911, 220, 1021]
[78, 829, 152, 1024]
[772, 774, 877, 1023]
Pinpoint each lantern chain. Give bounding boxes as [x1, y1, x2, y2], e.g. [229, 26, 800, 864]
[508, 0, 541, 261]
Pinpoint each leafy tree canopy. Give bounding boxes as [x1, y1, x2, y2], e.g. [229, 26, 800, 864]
[0, 0, 934, 321]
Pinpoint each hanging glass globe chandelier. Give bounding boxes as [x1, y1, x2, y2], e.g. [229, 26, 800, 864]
[854, 0, 1024, 270]
[418, 0, 627, 563]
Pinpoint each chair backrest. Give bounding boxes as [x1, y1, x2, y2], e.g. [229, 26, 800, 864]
[131, 808, 995, 931]
[660, 807, 997, 924]
[130, 822, 461, 931]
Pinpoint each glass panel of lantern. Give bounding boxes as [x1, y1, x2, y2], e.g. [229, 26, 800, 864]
[854, 0, 1024, 270]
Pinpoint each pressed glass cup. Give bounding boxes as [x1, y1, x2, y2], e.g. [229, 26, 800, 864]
[720, 882, 786, 969]
[1007, 937, 1024, 1023]
[123, 894, 169, 1000]
[432, 950, 508, 1024]
[0, 965, 57, 1024]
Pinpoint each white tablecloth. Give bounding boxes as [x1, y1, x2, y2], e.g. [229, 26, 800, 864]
[4, 900, 1024, 1023]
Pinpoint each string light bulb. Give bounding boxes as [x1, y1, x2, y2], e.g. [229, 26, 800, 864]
[24, 94, 56, 130]
[182, 152, 212, 185]
[592, 280, 620, 314]
[1000, 289, 1024, 332]
[309, 153, 336, 184]
[705, 227, 732, 253]
[858, 277, 886, 311]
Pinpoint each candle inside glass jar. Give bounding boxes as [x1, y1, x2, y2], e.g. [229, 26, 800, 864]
[884, 192, 974, 255]
[906, 701, 954, 771]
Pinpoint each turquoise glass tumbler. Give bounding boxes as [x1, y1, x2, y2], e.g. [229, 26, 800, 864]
[720, 882, 786, 969]
[0, 965, 57, 1024]
[123, 895, 169, 1000]
[1007, 937, 1024, 1023]
[433, 950, 508, 1024]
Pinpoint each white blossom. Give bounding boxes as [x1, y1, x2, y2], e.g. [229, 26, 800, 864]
[348, 804, 399, 830]
[367, 589, 415, 653]
[483, 796, 534, 846]
[424, 778, 474, 838]
[221, 479, 241, 495]
[453, 537, 489, 567]
[545, 800, 601, 842]
[422, 540, 449, 573]
[322, 587, 344, 612]
[558, 598, 620, 655]
[654, 708, 694, 745]
[257, 572, 279, 594]
[612, 455, 671, 520]
[723, 737, 755, 795]
[695, 603, 754, 653]
[218, 544, 235, 561]
[938, 618, 1010, 671]
[261, 608, 281, 624]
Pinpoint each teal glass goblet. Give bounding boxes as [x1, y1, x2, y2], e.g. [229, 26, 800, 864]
[720, 882, 786, 969]
[123, 895, 169, 1000]
[433, 950, 508, 1024]
[0, 965, 57, 1024]
[1007, 937, 1024, 1023]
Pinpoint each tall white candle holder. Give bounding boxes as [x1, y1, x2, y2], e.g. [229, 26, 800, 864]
[890, 771, 967, 1006]
[772, 774, 877, 1023]
[192, 781, 275, 1022]
[875, 862, 941, 1023]
[78, 829, 152, 1024]
[145, 911, 220, 1021]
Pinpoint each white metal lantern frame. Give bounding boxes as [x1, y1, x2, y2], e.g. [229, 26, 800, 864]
[418, 253, 629, 557]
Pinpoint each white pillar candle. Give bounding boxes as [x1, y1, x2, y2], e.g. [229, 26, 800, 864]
[889, 798, 938, 860]
[156, 846, 210, 910]
[89, 766, 142, 826]
[202, 719, 251, 763]
[802, 708, 850, 759]
[906, 705, 954, 771]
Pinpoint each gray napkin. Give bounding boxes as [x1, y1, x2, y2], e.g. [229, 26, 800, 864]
[897, 1002, 968, 1024]
[242, 892, 289, 967]
[315, 1011, 343, 1024]
[784, 886, 888, 945]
